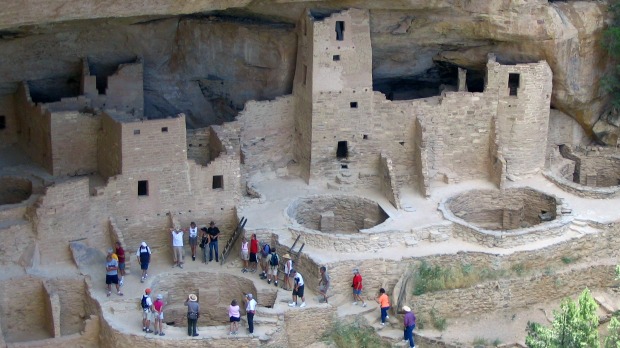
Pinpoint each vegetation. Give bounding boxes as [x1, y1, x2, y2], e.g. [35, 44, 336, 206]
[323, 318, 391, 348]
[412, 260, 513, 295]
[429, 308, 447, 331]
[603, 0, 620, 109]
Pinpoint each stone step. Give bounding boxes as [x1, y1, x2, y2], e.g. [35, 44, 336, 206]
[569, 223, 600, 235]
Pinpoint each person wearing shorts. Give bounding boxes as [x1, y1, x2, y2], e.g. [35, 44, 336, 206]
[141, 288, 153, 333]
[136, 242, 151, 282]
[288, 269, 306, 308]
[240, 236, 249, 272]
[318, 266, 330, 303]
[228, 299, 241, 335]
[249, 234, 259, 273]
[171, 227, 184, 268]
[105, 253, 123, 297]
[115, 241, 126, 286]
[352, 268, 367, 306]
[283, 254, 293, 290]
[153, 294, 165, 336]
[188, 222, 198, 262]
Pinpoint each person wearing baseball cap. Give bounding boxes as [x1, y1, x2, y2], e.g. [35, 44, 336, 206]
[243, 293, 257, 335]
[402, 305, 416, 348]
[141, 288, 153, 333]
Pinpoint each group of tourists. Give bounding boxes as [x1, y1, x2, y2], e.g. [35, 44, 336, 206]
[170, 220, 221, 266]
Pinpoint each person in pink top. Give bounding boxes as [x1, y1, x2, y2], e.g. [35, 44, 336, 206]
[153, 294, 165, 336]
[228, 299, 241, 335]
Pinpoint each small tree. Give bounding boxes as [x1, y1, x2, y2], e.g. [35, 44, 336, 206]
[525, 288, 599, 348]
[605, 317, 620, 348]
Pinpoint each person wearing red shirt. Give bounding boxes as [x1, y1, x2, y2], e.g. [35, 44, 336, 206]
[249, 234, 259, 273]
[352, 268, 366, 307]
[115, 241, 126, 286]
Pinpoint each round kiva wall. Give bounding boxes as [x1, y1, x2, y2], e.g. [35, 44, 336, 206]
[287, 195, 389, 233]
[0, 177, 33, 205]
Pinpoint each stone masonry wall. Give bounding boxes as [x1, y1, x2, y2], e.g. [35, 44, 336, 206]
[97, 112, 122, 179]
[238, 96, 295, 182]
[0, 94, 17, 148]
[284, 306, 336, 348]
[105, 62, 144, 116]
[50, 111, 100, 176]
[578, 155, 620, 187]
[186, 128, 212, 165]
[0, 276, 50, 342]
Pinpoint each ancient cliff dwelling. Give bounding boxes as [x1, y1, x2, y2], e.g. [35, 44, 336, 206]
[1, 1, 620, 347]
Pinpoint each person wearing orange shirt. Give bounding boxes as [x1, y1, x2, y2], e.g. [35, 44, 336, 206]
[375, 288, 390, 326]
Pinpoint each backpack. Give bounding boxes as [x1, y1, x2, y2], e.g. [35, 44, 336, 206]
[140, 246, 151, 263]
[141, 295, 150, 309]
[261, 244, 270, 257]
[269, 253, 279, 266]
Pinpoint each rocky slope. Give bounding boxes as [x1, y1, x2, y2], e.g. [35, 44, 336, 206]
[0, 0, 614, 139]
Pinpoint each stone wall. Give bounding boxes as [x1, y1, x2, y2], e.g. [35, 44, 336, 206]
[238, 96, 295, 181]
[98, 112, 122, 179]
[284, 306, 336, 348]
[0, 276, 50, 342]
[578, 155, 620, 188]
[105, 61, 144, 116]
[50, 111, 100, 176]
[0, 94, 17, 148]
[186, 128, 212, 166]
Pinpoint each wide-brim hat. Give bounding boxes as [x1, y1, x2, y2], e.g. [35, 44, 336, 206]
[188, 294, 198, 302]
[403, 306, 411, 312]
[283, 253, 291, 259]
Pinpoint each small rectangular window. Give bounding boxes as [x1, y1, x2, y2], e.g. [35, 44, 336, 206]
[508, 73, 520, 96]
[363, 134, 368, 140]
[350, 102, 358, 108]
[161, 127, 168, 133]
[212, 175, 223, 189]
[138, 180, 148, 196]
[0, 115, 5, 130]
[337, 141, 348, 159]
[333, 55, 340, 61]
[335, 21, 345, 41]
[133, 129, 140, 135]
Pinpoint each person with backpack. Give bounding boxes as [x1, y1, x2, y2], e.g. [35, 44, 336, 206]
[259, 242, 271, 279]
[136, 242, 151, 283]
[153, 294, 165, 336]
[141, 288, 153, 333]
[267, 248, 279, 286]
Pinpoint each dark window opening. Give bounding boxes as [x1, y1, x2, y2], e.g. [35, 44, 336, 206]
[363, 134, 368, 140]
[212, 175, 224, 189]
[161, 127, 168, 133]
[399, 141, 405, 146]
[341, 164, 348, 169]
[134, 129, 140, 135]
[0, 115, 5, 130]
[350, 102, 358, 108]
[333, 55, 340, 61]
[138, 180, 149, 196]
[466, 70, 485, 93]
[335, 21, 345, 41]
[374, 62, 458, 101]
[508, 73, 520, 96]
[336, 141, 348, 159]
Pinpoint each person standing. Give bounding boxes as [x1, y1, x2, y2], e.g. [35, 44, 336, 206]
[318, 266, 330, 303]
[228, 299, 241, 335]
[403, 305, 416, 348]
[249, 234, 259, 273]
[115, 241, 126, 286]
[141, 288, 153, 333]
[352, 268, 367, 307]
[375, 288, 390, 326]
[105, 252, 123, 297]
[240, 236, 249, 272]
[136, 242, 151, 283]
[243, 293, 257, 335]
[283, 254, 293, 290]
[207, 221, 220, 262]
[200, 227, 209, 263]
[153, 294, 165, 336]
[188, 222, 199, 262]
[288, 269, 306, 308]
[184, 294, 200, 337]
[171, 227, 184, 268]
[267, 248, 279, 286]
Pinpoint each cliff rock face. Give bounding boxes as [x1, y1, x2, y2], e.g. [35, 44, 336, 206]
[0, 0, 612, 136]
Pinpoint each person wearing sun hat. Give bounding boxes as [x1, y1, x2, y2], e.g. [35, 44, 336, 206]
[402, 305, 416, 348]
[282, 253, 293, 290]
[184, 293, 200, 337]
[153, 294, 165, 336]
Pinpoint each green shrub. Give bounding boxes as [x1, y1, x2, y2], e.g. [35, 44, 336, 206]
[430, 308, 447, 331]
[473, 337, 489, 347]
[323, 318, 391, 348]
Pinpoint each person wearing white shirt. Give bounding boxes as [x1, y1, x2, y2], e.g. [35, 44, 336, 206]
[170, 227, 184, 268]
[244, 293, 257, 335]
[288, 269, 306, 308]
[188, 222, 198, 262]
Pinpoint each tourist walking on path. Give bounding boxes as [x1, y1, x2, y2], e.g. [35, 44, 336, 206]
[267, 248, 279, 286]
[207, 221, 220, 262]
[240, 236, 250, 272]
[283, 254, 293, 290]
[153, 294, 165, 336]
[229, 299, 241, 335]
[249, 234, 259, 273]
[171, 227, 184, 268]
[115, 241, 125, 286]
[318, 266, 330, 303]
[141, 288, 153, 333]
[288, 269, 306, 308]
[259, 242, 271, 279]
[243, 293, 257, 335]
[352, 268, 366, 306]
[136, 242, 151, 283]
[375, 288, 390, 326]
[184, 293, 200, 337]
[105, 251, 123, 297]
[188, 222, 199, 261]
[403, 305, 416, 348]
[200, 227, 209, 263]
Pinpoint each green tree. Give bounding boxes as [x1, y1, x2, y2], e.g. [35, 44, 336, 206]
[605, 316, 620, 348]
[603, 0, 620, 108]
[525, 288, 599, 348]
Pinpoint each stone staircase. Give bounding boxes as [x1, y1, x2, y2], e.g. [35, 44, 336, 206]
[327, 169, 357, 191]
[568, 219, 602, 235]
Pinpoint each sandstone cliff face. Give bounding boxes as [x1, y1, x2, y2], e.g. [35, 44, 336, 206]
[0, 0, 612, 137]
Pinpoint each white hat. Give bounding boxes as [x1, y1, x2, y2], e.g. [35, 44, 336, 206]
[246, 293, 253, 299]
[157, 294, 163, 300]
[141, 242, 147, 247]
[188, 294, 197, 302]
[403, 306, 411, 312]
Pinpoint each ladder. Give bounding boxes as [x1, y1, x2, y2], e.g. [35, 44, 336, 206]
[278, 235, 305, 282]
[220, 216, 247, 265]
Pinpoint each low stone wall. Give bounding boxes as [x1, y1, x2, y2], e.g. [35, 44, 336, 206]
[284, 306, 336, 348]
[544, 170, 620, 199]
